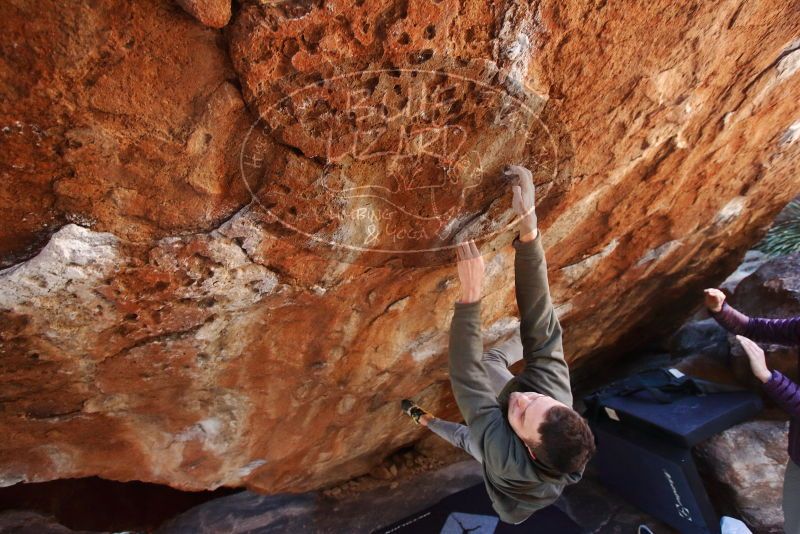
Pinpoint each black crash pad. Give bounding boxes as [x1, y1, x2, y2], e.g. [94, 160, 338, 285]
[373, 483, 581, 533]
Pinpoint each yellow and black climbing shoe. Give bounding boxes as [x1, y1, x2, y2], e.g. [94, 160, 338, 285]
[401, 399, 431, 425]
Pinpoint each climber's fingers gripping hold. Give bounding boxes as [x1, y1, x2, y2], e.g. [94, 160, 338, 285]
[505, 165, 535, 210]
[505, 165, 537, 237]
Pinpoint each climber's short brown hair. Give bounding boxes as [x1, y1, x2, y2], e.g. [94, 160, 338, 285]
[528, 406, 596, 474]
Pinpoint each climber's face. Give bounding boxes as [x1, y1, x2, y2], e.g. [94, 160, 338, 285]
[507, 391, 565, 447]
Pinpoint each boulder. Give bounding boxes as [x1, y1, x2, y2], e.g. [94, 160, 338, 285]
[2, 0, 800, 495]
[720, 250, 769, 294]
[0, 511, 81, 534]
[695, 420, 790, 533]
[669, 318, 730, 362]
[732, 253, 800, 317]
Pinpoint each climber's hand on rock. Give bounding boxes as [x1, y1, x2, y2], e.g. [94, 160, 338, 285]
[735, 335, 772, 383]
[703, 288, 725, 313]
[505, 164, 537, 240]
[456, 239, 484, 304]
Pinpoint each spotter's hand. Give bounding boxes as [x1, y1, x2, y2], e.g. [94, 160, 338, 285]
[703, 288, 726, 313]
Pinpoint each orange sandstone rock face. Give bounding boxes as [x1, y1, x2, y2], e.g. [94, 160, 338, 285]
[0, 0, 253, 268]
[1, 0, 800, 494]
[177, 0, 232, 28]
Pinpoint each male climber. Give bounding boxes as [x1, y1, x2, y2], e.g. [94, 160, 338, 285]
[402, 165, 595, 524]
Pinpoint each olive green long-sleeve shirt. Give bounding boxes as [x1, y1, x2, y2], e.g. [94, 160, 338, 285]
[448, 232, 581, 524]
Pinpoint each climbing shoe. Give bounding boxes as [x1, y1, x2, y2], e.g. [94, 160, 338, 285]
[401, 399, 431, 425]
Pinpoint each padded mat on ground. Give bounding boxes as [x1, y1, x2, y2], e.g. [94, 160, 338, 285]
[373, 483, 581, 533]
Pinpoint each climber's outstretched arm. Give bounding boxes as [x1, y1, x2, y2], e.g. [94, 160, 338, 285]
[505, 165, 572, 405]
[448, 240, 502, 438]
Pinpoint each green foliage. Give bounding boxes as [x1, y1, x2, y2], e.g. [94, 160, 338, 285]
[756, 199, 800, 257]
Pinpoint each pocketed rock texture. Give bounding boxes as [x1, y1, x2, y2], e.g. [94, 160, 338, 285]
[0, 0, 253, 267]
[1, 0, 800, 494]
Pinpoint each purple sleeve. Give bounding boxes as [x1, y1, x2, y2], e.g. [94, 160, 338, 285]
[711, 302, 800, 345]
[744, 315, 800, 345]
[762, 370, 800, 419]
[710, 302, 750, 334]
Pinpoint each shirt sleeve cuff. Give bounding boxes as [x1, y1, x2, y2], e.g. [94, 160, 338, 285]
[709, 301, 727, 317]
[768, 369, 780, 384]
[762, 369, 782, 392]
[709, 302, 735, 326]
[454, 299, 482, 311]
[512, 232, 543, 256]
